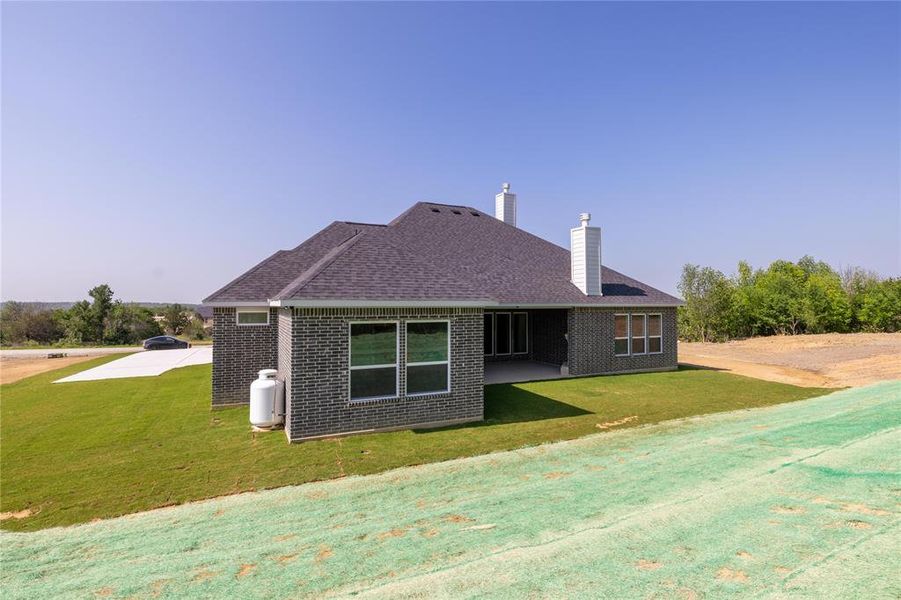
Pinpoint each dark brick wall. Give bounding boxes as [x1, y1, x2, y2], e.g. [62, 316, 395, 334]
[211, 307, 279, 406]
[567, 307, 678, 376]
[285, 307, 484, 441]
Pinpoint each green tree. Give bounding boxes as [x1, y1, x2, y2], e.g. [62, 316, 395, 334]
[105, 303, 162, 344]
[88, 284, 115, 341]
[59, 300, 95, 343]
[0, 301, 28, 344]
[160, 304, 190, 335]
[677, 265, 736, 342]
[750, 261, 807, 335]
[858, 279, 901, 332]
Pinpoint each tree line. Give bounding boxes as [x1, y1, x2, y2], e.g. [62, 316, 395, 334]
[678, 256, 900, 342]
[0, 284, 210, 346]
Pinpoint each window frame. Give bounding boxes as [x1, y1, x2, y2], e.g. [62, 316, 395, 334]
[647, 313, 663, 355]
[512, 312, 529, 355]
[483, 312, 494, 357]
[405, 319, 451, 397]
[348, 320, 400, 402]
[236, 307, 270, 326]
[494, 312, 512, 356]
[614, 313, 630, 357]
[630, 313, 648, 356]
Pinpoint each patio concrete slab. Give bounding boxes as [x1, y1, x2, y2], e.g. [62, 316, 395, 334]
[54, 347, 212, 383]
[484, 360, 566, 384]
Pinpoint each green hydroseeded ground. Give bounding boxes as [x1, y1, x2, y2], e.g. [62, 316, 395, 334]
[1, 382, 898, 598]
[1, 357, 831, 532]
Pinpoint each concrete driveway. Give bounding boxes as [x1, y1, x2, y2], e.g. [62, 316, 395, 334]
[54, 347, 212, 383]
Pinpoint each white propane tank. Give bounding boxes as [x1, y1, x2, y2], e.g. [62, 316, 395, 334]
[250, 369, 284, 429]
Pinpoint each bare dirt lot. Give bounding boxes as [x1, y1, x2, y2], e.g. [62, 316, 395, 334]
[0, 356, 95, 385]
[680, 333, 901, 388]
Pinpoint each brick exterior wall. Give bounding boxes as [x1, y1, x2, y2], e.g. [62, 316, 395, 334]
[567, 307, 678, 376]
[284, 307, 484, 441]
[211, 307, 279, 406]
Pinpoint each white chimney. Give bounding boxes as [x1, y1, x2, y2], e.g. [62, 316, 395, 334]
[495, 182, 516, 227]
[571, 212, 602, 296]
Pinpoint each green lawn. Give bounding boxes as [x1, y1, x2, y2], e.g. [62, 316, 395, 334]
[0, 357, 831, 531]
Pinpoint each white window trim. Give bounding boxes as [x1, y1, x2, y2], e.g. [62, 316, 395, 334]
[631, 313, 648, 356]
[614, 313, 630, 356]
[512, 312, 529, 355]
[484, 312, 494, 357]
[236, 307, 270, 326]
[494, 312, 512, 355]
[348, 321, 400, 402]
[405, 319, 451, 397]
[648, 313, 663, 354]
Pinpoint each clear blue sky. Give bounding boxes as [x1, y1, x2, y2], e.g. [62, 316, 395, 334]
[2, 1, 898, 303]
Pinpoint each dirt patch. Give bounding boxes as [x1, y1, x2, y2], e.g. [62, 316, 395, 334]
[596, 416, 639, 430]
[378, 527, 408, 540]
[636, 559, 662, 570]
[716, 567, 749, 582]
[315, 546, 333, 562]
[193, 569, 218, 582]
[444, 514, 474, 524]
[841, 503, 890, 517]
[274, 554, 298, 564]
[680, 333, 901, 388]
[0, 356, 95, 385]
[236, 564, 256, 578]
[543, 471, 571, 480]
[0, 508, 34, 520]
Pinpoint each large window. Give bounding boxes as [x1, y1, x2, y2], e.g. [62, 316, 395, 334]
[648, 314, 662, 354]
[236, 307, 269, 325]
[631, 314, 646, 355]
[486, 312, 528, 356]
[406, 321, 450, 395]
[495, 313, 511, 355]
[349, 322, 398, 400]
[614, 314, 629, 356]
[615, 313, 663, 356]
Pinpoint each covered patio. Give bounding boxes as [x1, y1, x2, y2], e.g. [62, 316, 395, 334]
[483, 308, 569, 384]
[484, 360, 567, 385]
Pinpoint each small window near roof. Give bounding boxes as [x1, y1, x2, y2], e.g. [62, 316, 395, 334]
[237, 308, 269, 325]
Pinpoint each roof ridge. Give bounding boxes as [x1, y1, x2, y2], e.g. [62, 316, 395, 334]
[273, 231, 365, 300]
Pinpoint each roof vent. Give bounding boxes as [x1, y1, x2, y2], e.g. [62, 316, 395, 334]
[571, 213, 602, 296]
[495, 183, 516, 227]
[470, 211, 480, 217]
[431, 207, 440, 213]
[451, 209, 462, 215]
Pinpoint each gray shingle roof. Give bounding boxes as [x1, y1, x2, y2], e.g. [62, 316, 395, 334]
[203, 202, 682, 306]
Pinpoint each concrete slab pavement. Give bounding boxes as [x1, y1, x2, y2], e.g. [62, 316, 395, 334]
[54, 347, 212, 383]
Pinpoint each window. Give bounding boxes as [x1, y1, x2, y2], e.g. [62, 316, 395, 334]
[349, 323, 398, 400]
[495, 313, 511, 355]
[237, 307, 269, 325]
[512, 312, 528, 354]
[614, 314, 629, 356]
[648, 314, 662, 354]
[406, 321, 450, 395]
[483, 313, 494, 356]
[631, 314, 647, 354]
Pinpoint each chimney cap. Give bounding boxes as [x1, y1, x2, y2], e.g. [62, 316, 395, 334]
[502, 182, 511, 193]
[579, 212, 591, 225]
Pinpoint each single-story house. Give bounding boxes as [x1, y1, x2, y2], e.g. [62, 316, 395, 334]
[203, 185, 681, 442]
